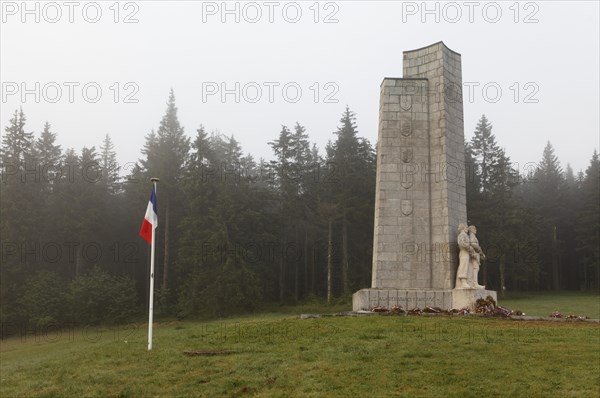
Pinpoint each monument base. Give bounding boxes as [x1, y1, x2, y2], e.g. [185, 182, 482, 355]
[352, 288, 497, 312]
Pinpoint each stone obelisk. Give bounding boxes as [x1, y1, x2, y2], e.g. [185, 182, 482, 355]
[353, 42, 496, 311]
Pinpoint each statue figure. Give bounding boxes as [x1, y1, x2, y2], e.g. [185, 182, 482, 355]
[455, 223, 472, 289]
[467, 225, 486, 289]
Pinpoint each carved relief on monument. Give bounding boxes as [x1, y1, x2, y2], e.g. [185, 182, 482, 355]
[400, 118, 412, 137]
[401, 148, 413, 163]
[400, 163, 415, 190]
[400, 94, 412, 111]
[401, 199, 413, 216]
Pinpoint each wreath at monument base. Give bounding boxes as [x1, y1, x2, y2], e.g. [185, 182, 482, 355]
[368, 296, 522, 317]
[367, 297, 591, 320]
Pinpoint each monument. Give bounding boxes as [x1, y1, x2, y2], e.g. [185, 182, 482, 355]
[353, 42, 497, 311]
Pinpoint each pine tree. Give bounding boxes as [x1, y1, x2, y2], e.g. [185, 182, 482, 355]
[469, 115, 504, 286]
[138, 89, 190, 300]
[189, 125, 214, 168]
[464, 141, 482, 220]
[560, 163, 581, 288]
[470, 115, 503, 194]
[325, 106, 376, 296]
[0, 109, 43, 246]
[35, 122, 62, 185]
[533, 142, 566, 289]
[268, 125, 294, 301]
[576, 150, 600, 289]
[1, 108, 32, 164]
[484, 148, 522, 295]
[0, 109, 37, 325]
[467, 115, 539, 290]
[276, 125, 292, 300]
[268, 125, 294, 192]
[176, 129, 269, 316]
[100, 134, 119, 193]
[224, 135, 242, 165]
[288, 123, 312, 300]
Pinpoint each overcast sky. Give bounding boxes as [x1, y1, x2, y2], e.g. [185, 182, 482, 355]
[1, 1, 598, 174]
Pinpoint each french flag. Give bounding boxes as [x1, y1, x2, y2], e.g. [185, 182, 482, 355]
[139, 186, 158, 244]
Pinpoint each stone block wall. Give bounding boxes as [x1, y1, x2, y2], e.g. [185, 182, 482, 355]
[371, 42, 467, 290]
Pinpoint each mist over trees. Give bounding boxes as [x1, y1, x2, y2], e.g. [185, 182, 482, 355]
[466, 115, 599, 294]
[1, 94, 598, 327]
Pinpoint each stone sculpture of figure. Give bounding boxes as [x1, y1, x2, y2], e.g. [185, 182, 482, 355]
[455, 223, 472, 289]
[467, 225, 486, 289]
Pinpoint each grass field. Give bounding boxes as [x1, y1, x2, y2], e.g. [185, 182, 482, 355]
[500, 291, 600, 318]
[1, 292, 599, 397]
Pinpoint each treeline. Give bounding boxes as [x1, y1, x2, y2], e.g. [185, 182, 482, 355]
[1, 91, 598, 327]
[465, 115, 599, 294]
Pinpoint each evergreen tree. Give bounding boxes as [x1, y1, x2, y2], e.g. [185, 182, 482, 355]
[138, 89, 190, 300]
[470, 115, 502, 194]
[0, 109, 36, 324]
[576, 151, 600, 289]
[0, 109, 39, 240]
[468, 114, 508, 292]
[467, 115, 540, 290]
[176, 131, 270, 316]
[560, 163, 581, 288]
[100, 134, 119, 193]
[52, 147, 105, 276]
[268, 125, 295, 301]
[464, 141, 481, 219]
[189, 125, 215, 168]
[1, 108, 32, 164]
[325, 106, 376, 296]
[483, 148, 523, 294]
[533, 142, 566, 289]
[35, 122, 62, 185]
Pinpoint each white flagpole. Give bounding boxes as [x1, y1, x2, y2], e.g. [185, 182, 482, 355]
[148, 178, 159, 351]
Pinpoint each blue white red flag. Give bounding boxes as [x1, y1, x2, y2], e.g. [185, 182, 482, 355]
[139, 186, 158, 244]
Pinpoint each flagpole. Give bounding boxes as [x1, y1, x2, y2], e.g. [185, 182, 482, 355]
[148, 177, 159, 351]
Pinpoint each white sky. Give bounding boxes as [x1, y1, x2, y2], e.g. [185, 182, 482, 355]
[1, 1, 599, 174]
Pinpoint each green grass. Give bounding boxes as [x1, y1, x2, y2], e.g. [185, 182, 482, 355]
[1, 292, 599, 397]
[500, 290, 600, 318]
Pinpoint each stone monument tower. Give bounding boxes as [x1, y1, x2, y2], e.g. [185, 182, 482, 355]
[353, 42, 496, 311]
